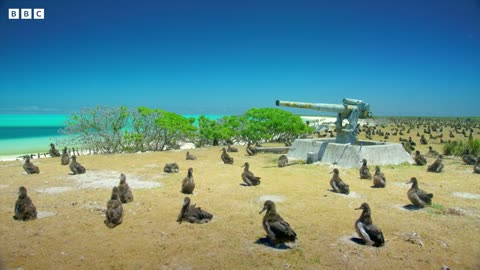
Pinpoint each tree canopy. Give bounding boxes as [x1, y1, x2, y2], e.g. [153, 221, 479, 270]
[61, 106, 312, 153]
[240, 108, 313, 143]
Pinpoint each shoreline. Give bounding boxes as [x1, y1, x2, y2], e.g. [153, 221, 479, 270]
[0, 135, 68, 160]
[0, 113, 230, 159]
[0, 115, 415, 161]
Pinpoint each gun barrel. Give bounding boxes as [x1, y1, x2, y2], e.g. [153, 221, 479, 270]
[275, 100, 345, 113]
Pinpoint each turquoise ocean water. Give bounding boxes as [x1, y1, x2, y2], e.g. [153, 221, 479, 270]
[0, 114, 226, 157]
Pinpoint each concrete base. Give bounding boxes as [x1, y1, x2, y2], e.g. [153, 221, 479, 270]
[287, 139, 414, 168]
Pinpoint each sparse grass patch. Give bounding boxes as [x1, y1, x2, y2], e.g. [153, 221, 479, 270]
[443, 138, 480, 156]
[427, 203, 446, 215]
[431, 203, 445, 210]
[427, 204, 466, 216]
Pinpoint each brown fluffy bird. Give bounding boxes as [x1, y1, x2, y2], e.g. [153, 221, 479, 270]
[185, 151, 197, 160]
[181, 168, 195, 194]
[69, 155, 86, 175]
[354, 203, 385, 247]
[23, 156, 40, 174]
[61, 147, 70, 165]
[474, 159, 480, 174]
[259, 200, 297, 246]
[413, 151, 427, 166]
[118, 174, 133, 203]
[177, 197, 213, 224]
[359, 159, 372, 180]
[164, 163, 180, 173]
[227, 143, 238, 152]
[186, 151, 197, 160]
[427, 155, 444, 173]
[427, 146, 439, 157]
[419, 135, 428, 145]
[13, 186, 37, 221]
[330, 168, 350, 195]
[241, 162, 261, 186]
[407, 177, 433, 208]
[49, 143, 61, 157]
[221, 148, 234, 164]
[246, 142, 257, 156]
[277, 155, 288, 168]
[373, 166, 386, 188]
[462, 149, 476, 165]
[104, 187, 123, 228]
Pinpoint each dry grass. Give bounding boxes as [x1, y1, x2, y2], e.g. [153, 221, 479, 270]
[1, 126, 479, 270]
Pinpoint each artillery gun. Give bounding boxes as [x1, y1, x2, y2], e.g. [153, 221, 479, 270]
[275, 98, 372, 144]
[275, 98, 413, 167]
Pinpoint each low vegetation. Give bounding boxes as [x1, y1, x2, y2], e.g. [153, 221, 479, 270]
[61, 106, 313, 153]
[443, 138, 480, 156]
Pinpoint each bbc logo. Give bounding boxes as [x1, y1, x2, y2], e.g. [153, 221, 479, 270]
[8, 8, 45, 19]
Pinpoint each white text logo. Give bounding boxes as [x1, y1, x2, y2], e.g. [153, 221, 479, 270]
[9, 8, 45, 19]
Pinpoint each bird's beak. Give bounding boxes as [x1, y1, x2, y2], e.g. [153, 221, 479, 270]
[259, 206, 267, 214]
[406, 180, 412, 184]
[329, 171, 334, 174]
[354, 207, 362, 210]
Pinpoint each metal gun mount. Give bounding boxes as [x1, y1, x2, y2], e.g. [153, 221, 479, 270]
[275, 98, 372, 144]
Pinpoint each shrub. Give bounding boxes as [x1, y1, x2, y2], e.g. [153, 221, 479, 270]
[239, 108, 313, 144]
[126, 107, 196, 151]
[443, 138, 480, 156]
[61, 106, 129, 154]
[62, 106, 197, 153]
[62, 106, 313, 153]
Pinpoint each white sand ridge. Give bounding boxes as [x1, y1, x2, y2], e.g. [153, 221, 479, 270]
[257, 195, 286, 203]
[452, 192, 480, 200]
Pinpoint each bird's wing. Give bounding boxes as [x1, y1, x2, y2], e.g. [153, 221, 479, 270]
[337, 180, 349, 191]
[15, 199, 25, 215]
[269, 220, 296, 238]
[365, 223, 385, 244]
[417, 189, 433, 204]
[191, 206, 213, 220]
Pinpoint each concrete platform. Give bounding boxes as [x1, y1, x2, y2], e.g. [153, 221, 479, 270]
[287, 139, 414, 168]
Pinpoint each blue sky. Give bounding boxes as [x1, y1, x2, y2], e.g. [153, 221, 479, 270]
[0, 0, 479, 116]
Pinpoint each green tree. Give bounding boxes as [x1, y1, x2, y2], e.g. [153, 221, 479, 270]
[196, 115, 243, 146]
[125, 106, 157, 152]
[218, 115, 243, 143]
[197, 116, 219, 146]
[240, 108, 312, 143]
[61, 106, 130, 154]
[126, 107, 196, 151]
[61, 106, 312, 154]
[155, 110, 197, 150]
[62, 106, 197, 153]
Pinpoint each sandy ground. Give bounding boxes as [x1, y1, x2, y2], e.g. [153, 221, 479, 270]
[1, 129, 479, 269]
